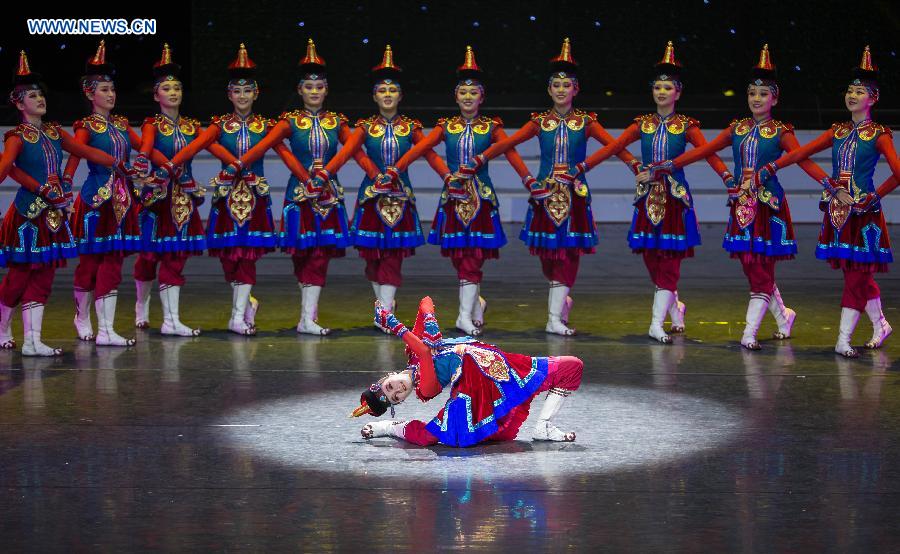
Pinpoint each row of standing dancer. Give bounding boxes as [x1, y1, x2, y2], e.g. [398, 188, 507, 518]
[0, 38, 898, 359]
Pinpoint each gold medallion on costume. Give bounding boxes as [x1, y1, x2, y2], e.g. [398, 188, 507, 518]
[112, 179, 132, 226]
[646, 181, 667, 226]
[227, 179, 255, 227]
[45, 209, 63, 233]
[170, 183, 194, 231]
[543, 178, 571, 227]
[454, 178, 481, 227]
[734, 169, 758, 230]
[466, 346, 510, 382]
[377, 196, 405, 228]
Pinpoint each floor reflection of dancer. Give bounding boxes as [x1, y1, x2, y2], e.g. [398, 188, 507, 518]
[65, 41, 166, 347]
[651, 45, 824, 350]
[752, 46, 900, 357]
[353, 296, 583, 446]
[234, 40, 383, 335]
[165, 43, 282, 336]
[133, 43, 206, 337]
[462, 39, 640, 336]
[323, 45, 468, 325]
[0, 50, 135, 356]
[574, 41, 731, 343]
[388, 46, 533, 336]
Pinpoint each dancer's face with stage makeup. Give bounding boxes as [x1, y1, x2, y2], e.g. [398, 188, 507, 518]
[16, 89, 47, 117]
[548, 77, 577, 112]
[845, 85, 875, 116]
[154, 79, 183, 109]
[456, 84, 483, 118]
[298, 79, 327, 111]
[88, 81, 116, 113]
[652, 80, 680, 111]
[228, 83, 258, 115]
[380, 371, 413, 404]
[747, 85, 777, 119]
[373, 82, 401, 116]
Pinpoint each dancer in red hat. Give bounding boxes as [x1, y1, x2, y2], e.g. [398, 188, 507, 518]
[352, 296, 583, 447]
[320, 45, 448, 328]
[229, 39, 382, 335]
[387, 46, 532, 336]
[0, 50, 137, 355]
[571, 41, 730, 344]
[455, 38, 640, 336]
[749, 46, 900, 357]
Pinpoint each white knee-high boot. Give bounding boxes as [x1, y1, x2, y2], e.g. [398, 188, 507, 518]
[741, 293, 770, 350]
[159, 285, 200, 337]
[471, 283, 487, 328]
[229, 283, 255, 335]
[134, 279, 153, 328]
[836, 307, 861, 358]
[668, 290, 686, 333]
[864, 297, 892, 349]
[649, 288, 674, 344]
[95, 291, 135, 346]
[768, 285, 796, 339]
[546, 281, 575, 336]
[532, 388, 576, 441]
[361, 420, 408, 439]
[73, 288, 94, 341]
[0, 302, 16, 349]
[456, 280, 480, 336]
[297, 284, 330, 335]
[22, 302, 62, 357]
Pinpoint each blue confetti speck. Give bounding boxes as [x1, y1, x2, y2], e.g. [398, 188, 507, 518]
[729, 28, 736, 34]
[473, 21, 480, 27]
[298, 21, 305, 27]
[362, 38, 369, 44]
[594, 20, 602, 27]
[529, 15, 536, 21]
[794, 65, 801, 71]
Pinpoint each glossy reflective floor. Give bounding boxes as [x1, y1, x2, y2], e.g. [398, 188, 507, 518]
[1, 224, 899, 551]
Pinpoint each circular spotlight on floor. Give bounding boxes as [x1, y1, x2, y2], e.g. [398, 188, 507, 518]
[216, 384, 744, 481]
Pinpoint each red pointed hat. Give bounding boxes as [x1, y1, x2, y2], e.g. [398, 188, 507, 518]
[372, 44, 402, 84]
[299, 38, 327, 78]
[750, 44, 778, 83]
[228, 43, 257, 80]
[654, 41, 682, 81]
[152, 42, 181, 80]
[549, 38, 578, 75]
[85, 40, 115, 76]
[13, 50, 42, 86]
[456, 45, 483, 81]
[851, 45, 879, 85]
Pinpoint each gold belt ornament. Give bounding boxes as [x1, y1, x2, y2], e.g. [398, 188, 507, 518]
[734, 169, 758, 230]
[112, 177, 132, 226]
[466, 346, 510, 382]
[454, 178, 481, 227]
[227, 178, 255, 227]
[829, 171, 854, 232]
[542, 176, 571, 227]
[377, 196, 405, 228]
[646, 181, 668, 226]
[170, 183, 194, 231]
[45, 208, 63, 233]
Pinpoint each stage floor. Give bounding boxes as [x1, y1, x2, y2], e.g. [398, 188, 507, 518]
[1, 223, 898, 551]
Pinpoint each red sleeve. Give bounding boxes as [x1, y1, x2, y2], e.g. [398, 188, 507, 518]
[63, 126, 89, 181]
[236, 120, 290, 168]
[9, 165, 43, 193]
[139, 122, 157, 157]
[780, 131, 829, 182]
[673, 127, 732, 169]
[876, 176, 898, 198]
[325, 126, 366, 175]
[686, 126, 731, 176]
[769, 129, 833, 170]
[0, 137, 24, 183]
[402, 331, 440, 399]
[395, 126, 444, 173]
[479, 121, 539, 161]
[61, 129, 115, 166]
[876, 133, 900, 180]
[587, 121, 637, 165]
[491, 126, 532, 180]
[273, 142, 311, 181]
[413, 128, 452, 176]
[583, 124, 640, 171]
[169, 125, 221, 166]
[126, 124, 169, 166]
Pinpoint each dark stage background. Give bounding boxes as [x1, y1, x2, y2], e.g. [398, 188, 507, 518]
[1, 0, 898, 129]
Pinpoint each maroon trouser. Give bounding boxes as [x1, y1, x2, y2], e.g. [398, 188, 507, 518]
[841, 268, 880, 311]
[740, 258, 776, 295]
[0, 264, 55, 306]
[133, 253, 188, 287]
[74, 253, 124, 297]
[539, 253, 580, 288]
[642, 251, 682, 292]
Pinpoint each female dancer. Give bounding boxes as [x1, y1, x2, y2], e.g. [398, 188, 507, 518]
[352, 296, 584, 447]
[133, 43, 206, 337]
[163, 43, 285, 335]
[64, 41, 169, 346]
[387, 46, 532, 335]
[649, 45, 824, 350]
[0, 51, 135, 355]
[230, 39, 382, 334]
[573, 42, 731, 343]
[319, 45, 447, 324]
[458, 39, 640, 335]
[751, 46, 900, 357]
